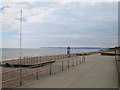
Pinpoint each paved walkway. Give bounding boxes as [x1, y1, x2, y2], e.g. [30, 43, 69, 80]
[19, 54, 118, 88]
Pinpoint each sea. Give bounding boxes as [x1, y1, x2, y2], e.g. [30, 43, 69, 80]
[0, 48, 101, 61]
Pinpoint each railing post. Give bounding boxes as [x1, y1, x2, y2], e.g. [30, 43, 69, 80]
[49, 63, 52, 75]
[29, 57, 30, 67]
[79, 56, 81, 64]
[83, 55, 85, 62]
[32, 57, 33, 65]
[20, 59, 22, 86]
[26, 57, 28, 65]
[68, 59, 69, 69]
[33, 57, 34, 65]
[29, 57, 33, 66]
[82, 56, 83, 63]
[40, 56, 41, 64]
[77, 57, 79, 64]
[28, 57, 29, 67]
[84, 55, 85, 62]
[36, 57, 38, 80]
[72, 58, 74, 67]
[62, 61, 63, 71]
[23, 57, 25, 66]
[74, 57, 75, 66]
[76, 57, 77, 65]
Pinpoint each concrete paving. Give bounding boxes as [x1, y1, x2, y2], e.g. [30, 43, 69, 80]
[19, 54, 118, 88]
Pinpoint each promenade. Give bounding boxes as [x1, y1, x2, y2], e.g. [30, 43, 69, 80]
[19, 54, 118, 88]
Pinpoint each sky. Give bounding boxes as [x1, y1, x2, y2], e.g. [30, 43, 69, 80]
[0, 0, 118, 48]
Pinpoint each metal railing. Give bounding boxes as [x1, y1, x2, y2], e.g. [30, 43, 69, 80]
[2, 54, 86, 88]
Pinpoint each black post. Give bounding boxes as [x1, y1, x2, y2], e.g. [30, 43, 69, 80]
[68, 59, 69, 69]
[78, 57, 79, 64]
[72, 59, 74, 67]
[82, 56, 84, 63]
[76, 57, 77, 65]
[84, 55, 85, 62]
[49, 63, 52, 75]
[36, 57, 38, 80]
[62, 61, 63, 71]
[79, 56, 81, 64]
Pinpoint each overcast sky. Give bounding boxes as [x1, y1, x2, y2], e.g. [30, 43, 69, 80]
[0, 1, 118, 48]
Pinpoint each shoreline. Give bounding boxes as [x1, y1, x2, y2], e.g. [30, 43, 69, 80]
[1, 48, 103, 61]
[1, 51, 101, 64]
